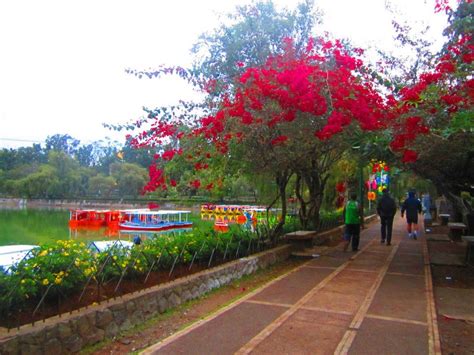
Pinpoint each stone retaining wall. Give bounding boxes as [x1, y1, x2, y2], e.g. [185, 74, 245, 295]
[0, 245, 292, 355]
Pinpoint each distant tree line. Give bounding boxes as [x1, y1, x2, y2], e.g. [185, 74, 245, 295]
[0, 134, 262, 201]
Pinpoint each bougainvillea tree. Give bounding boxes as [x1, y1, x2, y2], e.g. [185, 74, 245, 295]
[128, 37, 389, 234]
[385, 0, 473, 198]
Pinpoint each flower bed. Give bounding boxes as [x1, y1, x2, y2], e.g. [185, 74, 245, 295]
[0, 225, 278, 328]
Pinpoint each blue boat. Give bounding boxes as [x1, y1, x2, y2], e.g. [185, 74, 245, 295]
[118, 210, 193, 231]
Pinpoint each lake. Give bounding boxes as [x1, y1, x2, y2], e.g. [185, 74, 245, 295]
[0, 208, 214, 246]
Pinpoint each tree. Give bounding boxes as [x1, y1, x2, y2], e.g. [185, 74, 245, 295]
[109, 162, 148, 198]
[386, 0, 473, 197]
[45, 134, 80, 156]
[88, 174, 117, 198]
[132, 38, 388, 236]
[192, 0, 320, 93]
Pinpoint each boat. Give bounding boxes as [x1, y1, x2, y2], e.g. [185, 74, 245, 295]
[118, 210, 193, 231]
[200, 204, 268, 215]
[214, 220, 229, 232]
[69, 209, 151, 229]
[69, 209, 122, 228]
[89, 240, 134, 253]
[0, 245, 38, 273]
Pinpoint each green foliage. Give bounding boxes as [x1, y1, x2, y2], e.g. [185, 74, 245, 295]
[110, 162, 148, 197]
[192, 0, 320, 92]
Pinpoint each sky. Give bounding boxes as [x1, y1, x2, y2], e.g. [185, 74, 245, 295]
[0, 0, 451, 149]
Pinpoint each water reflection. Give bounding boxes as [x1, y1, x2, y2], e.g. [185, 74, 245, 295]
[200, 213, 257, 232]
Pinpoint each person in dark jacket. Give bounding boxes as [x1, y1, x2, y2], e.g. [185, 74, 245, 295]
[377, 188, 397, 245]
[401, 190, 423, 239]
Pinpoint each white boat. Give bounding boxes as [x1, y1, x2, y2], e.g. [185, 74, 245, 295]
[0, 245, 38, 272]
[89, 240, 134, 253]
[118, 210, 193, 231]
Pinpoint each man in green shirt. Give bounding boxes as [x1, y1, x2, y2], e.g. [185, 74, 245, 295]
[343, 192, 362, 252]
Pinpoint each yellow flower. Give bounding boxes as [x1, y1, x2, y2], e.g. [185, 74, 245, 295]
[21, 279, 26, 284]
[75, 259, 81, 267]
[54, 277, 62, 285]
[84, 268, 92, 277]
[39, 250, 48, 257]
[136, 259, 141, 264]
[42, 279, 49, 286]
[113, 256, 118, 261]
[63, 252, 69, 256]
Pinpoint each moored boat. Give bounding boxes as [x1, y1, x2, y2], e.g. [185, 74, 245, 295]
[118, 210, 193, 231]
[0, 245, 38, 273]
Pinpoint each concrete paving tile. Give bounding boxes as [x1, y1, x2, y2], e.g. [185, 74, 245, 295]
[346, 251, 388, 271]
[303, 289, 364, 315]
[253, 309, 352, 354]
[368, 274, 427, 322]
[306, 254, 348, 268]
[388, 253, 425, 275]
[397, 240, 424, 255]
[250, 267, 333, 304]
[322, 269, 378, 296]
[154, 303, 285, 355]
[304, 270, 377, 314]
[349, 318, 428, 355]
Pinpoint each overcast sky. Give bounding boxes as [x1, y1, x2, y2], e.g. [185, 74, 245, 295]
[0, 0, 451, 149]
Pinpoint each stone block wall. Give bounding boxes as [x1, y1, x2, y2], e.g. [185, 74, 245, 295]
[0, 245, 292, 354]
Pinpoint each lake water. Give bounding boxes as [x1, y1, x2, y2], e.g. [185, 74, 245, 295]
[0, 208, 213, 246]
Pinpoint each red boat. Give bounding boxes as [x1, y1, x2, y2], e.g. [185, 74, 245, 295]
[68, 209, 122, 228]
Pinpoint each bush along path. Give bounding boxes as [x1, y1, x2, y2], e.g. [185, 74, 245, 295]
[142, 215, 442, 354]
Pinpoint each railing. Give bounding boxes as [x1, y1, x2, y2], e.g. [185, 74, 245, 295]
[0, 226, 276, 331]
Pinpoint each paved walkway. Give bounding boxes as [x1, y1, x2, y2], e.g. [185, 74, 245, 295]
[142, 216, 441, 354]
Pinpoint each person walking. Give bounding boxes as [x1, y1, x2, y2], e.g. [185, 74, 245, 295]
[401, 190, 422, 239]
[377, 188, 397, 245]
[343, 192, 362, 252]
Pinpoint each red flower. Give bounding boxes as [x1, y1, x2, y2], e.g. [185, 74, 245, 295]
[270, 135, 288, 146]
[162, 150, 176, 161]
[402, 150, 418, 163]
[436, 61, 456, 74]
[170, 179, 177, 187]
[190, 179, 201, 189]
[335, 182, 346, 193]
[441, 94, 463, 106]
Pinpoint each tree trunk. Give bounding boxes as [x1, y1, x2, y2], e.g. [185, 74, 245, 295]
[295, 168, 326, 230]
[268, 170, 290, 242]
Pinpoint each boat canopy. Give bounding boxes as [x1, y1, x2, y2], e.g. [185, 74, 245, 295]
[0, 245, 38, 273]
[89, 240, 134, 253]
[123, 210, 191, 215]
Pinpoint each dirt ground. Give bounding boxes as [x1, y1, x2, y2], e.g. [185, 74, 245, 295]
[82, 258, 305, 355]
[432, 261, 474, 354]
